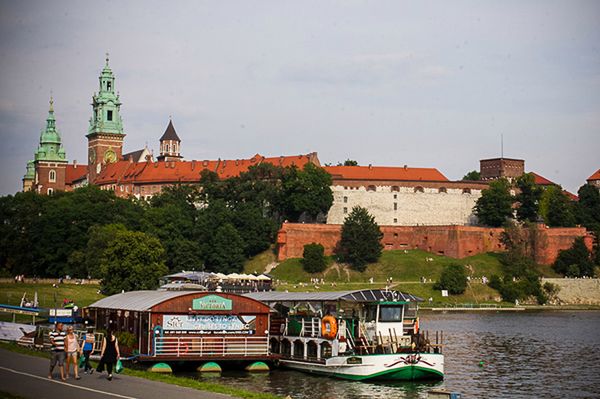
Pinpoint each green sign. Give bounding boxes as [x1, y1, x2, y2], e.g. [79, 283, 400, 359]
[192, 295, 232, 311]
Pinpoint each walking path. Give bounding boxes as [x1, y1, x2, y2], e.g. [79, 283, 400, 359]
[0, 348, 235, 399]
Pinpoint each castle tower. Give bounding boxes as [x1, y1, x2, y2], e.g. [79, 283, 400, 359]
[157, 119, 182, 162]
[87, 54, 125, 184]
[22, 160, 35, 192]
[33, 97, 68, 194]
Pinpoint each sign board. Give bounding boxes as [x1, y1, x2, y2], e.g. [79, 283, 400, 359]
[192, 295, 232, 311]
[49, 309, 72, 317]
[441, 290, 448, 297]
[163, 315, 256, 334]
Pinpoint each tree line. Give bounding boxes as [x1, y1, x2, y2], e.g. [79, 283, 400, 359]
[0, 163, 333, 294]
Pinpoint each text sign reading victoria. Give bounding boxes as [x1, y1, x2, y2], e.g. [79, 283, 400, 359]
[163, 315, 257, 334]
[192, 295, 232, 311]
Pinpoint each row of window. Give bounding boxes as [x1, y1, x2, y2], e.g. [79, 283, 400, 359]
[161, 142, 179, 154]
[341, 187, 471, 199]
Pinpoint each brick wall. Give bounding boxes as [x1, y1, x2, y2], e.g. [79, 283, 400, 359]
[277, 223, 591, 265]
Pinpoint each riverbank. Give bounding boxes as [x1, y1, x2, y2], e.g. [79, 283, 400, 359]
[0, 342, 282, 399]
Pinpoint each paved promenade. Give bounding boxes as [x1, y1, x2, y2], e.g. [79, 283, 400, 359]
[0, 348, 236, 399]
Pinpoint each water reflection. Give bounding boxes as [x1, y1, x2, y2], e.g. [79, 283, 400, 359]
[177, 311, 600, 399]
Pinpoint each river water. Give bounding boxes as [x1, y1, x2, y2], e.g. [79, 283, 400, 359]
[184, 311, 600, 398]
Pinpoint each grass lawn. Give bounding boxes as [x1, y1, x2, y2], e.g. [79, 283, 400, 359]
[243, 249, 277, 275]
[0, 283, 104, 323]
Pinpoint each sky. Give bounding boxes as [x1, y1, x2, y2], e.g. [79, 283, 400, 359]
[1, 0, 599, 195]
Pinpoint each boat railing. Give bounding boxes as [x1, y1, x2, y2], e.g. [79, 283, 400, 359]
[153, 336, 269, 357]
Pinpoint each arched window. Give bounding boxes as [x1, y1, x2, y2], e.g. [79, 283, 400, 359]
[49, 170, 56, 182]
[173, 143, 178, 153]
[438, 187, 447, 193]
[391, 186, 400, 192]
[462, 188, 471, 194]
[414, 186, 424, 193]
[367, 185, 376, 192]
[165, 144, 170, 153]
[47, 188, 54, 195]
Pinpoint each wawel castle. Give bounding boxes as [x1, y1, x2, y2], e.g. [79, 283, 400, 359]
[23, 57, 596, 227]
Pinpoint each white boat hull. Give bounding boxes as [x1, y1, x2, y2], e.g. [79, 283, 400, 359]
[279, 352, 444, 381]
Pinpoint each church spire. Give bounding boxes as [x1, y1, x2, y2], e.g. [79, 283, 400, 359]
[35, 97, 66, 162]
[88, 54, 124, 136]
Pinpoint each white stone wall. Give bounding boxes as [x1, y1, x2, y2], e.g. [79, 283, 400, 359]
[326, 185, 481, 226]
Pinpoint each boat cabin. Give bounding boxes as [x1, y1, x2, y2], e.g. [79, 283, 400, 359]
[86, 291, 273, 363]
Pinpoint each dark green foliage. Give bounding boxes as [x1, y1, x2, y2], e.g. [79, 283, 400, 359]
[231, 203, 277, 257]
[204, 223, 246, 274]
[341, 159, 358, 166]
[515, 173, 542, 223]
[552, 237, 595, 277]
[338, 206, 383, 272]
[99, 229, 168, 295]
[462, 170, 481, 181]
[434, 264, 468, 294]
[302, 243, 327, 273]
[540, 186, 575, 227]
[575, 183, 600, 233]
[474, 178, 513, 227]
[278, 163, 333, 222]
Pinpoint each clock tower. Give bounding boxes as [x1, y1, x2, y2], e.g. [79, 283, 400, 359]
[87, 54, 125, 184]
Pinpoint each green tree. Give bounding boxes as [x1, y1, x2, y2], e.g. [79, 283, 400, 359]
[338, 206, 383, 272]
[541, 186, 575, 227]
[434, 264, 468, 294]
[231, 203, 277, 257]
[85, 224, 128, 278]
[474, 178, 513, 227]
[279, 163, 333, 222]
[204, 223, 246, 274]
[99, 229, 168, 295]
[340, 159, 358, 166]
[552, 237, 595, 277]
[575, 183, 600, 232]
[515, 173, 542, 223]
[462, 170, 481, 181]
[302, 243, 327, 273]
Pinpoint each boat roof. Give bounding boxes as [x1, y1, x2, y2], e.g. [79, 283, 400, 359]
[244, 289, 422, 303]
[87, 290, 196, 312]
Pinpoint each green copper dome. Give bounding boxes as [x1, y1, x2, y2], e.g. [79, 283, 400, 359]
[87, 53, 124, 136]
[34, 98, 67, 162]
[23, 160, 35, 180]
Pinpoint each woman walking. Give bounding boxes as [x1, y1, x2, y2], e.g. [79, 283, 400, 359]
[96, 329, 120, 381]
[65, 326, 81, 380]
[80, 327, 95, 374]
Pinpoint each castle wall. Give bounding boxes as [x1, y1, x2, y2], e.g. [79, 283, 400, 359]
[326, 184, 483, 226]
[277, 223, 590, 265]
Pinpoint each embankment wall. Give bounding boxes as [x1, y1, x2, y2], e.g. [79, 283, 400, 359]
[542, 278, 600, 305]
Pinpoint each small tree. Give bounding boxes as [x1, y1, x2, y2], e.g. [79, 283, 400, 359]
[338, 207, 383, 272]
[434, 264, 468, 295]
[515, 173, 542, 223]
[474, 178, 513, 227]
[552, 237, 595, 277]
[462, 170, 481, 181]
[302, 243, 327, 273]
[540, 186, 575, 227]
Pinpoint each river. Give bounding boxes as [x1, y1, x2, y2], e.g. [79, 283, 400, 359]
[183, 311, 600, 398]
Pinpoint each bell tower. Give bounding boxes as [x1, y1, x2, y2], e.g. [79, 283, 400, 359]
[87, 53, 125, 184]
[157, 118, 183, 162]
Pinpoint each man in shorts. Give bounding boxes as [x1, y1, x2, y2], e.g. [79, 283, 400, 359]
[48, 322, 66, 381]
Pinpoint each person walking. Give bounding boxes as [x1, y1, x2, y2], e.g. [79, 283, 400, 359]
[65, 326, 81, 380]
[80, 327, 95, 374]
[96, 329, 120, 381]
[48, 323, 66, 381]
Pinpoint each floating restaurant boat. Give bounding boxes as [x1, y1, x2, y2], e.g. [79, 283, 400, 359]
[245, 289, 444, 381]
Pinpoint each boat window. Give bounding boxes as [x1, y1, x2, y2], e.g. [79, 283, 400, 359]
[366, 306, 377, 322]
[379, 306, 403, 322]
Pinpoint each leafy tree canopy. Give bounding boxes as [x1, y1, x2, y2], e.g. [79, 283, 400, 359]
[515, 173, 543, 223]
[462, 170, 481, 181]
[540, 186, 575, 227]
[434, 264, 468, 295]
[302, 243, 327, 273]
[474, 178, 513, 227]
[338, 206, 383, 272]
[552, 237, 595, 277]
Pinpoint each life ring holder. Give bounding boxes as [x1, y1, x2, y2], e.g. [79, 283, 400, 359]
[321, 315, 338, 339]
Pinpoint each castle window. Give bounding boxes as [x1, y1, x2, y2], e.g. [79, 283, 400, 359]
[107, 81, 112, 91]
[462, 188, 471, 194]
[107, 110, 113, 121]
[394, 202, 397, 210]
[439, 187, 447, 193]
[343, 196, 348, 203]
[391, 186, 400, 192]
[166, 144, 170, 153]
[343, 207, 348, 214]
[47, 188, 54, 195]
[49, 170, 56, 182]
[414, 186, 424, 193]
[367, 185, 376, 192]
[393, 218, 398, 223]
[394, 194, 397, 199]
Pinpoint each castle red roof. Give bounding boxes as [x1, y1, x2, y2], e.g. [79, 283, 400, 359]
[587, 169, 600, 181]
[324, 165, 448, 182]
[65, 164, 87, 185]
[529, 172, 577, 200]
[94, 153, 319, 185]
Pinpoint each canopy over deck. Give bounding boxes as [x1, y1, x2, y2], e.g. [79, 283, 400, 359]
[244, 289, 422, 304]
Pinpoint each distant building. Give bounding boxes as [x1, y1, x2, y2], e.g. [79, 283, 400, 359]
[587, 169, 600, 189]
[479, 157, 525, 181]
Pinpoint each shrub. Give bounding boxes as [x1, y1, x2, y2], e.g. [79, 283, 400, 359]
[553, 237, 594, 277]
[301, 243, 326, 273]
[434, 264, 468, 295]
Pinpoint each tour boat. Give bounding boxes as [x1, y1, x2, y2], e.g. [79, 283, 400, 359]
[245, 289, 444, 381]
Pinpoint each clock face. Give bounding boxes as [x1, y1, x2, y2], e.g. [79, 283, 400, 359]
[89, 148, 96, 163]
[104, 149, 117, 164]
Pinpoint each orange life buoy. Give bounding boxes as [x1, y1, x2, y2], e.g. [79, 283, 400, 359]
[321, 315, 338, 339]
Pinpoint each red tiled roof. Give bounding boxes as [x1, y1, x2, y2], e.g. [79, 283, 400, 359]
[65, 164, 87, 185]
[563, 191, 579, 201]
[530, 172, 554, 186]
[323, 165, 448, 182]
[94, 153, 319, 185]
[588, 169, 600, 181]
